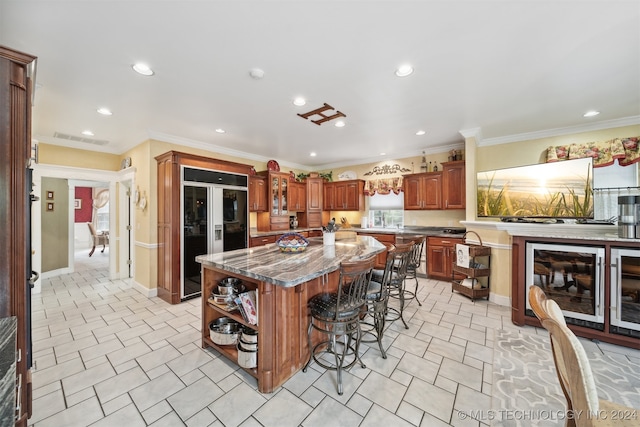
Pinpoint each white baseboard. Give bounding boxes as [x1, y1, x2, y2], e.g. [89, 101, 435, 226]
[132, 280, 158, 298]
[490, 292, 511, 307]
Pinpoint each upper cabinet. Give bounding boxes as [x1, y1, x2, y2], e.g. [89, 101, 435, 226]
[403, 161, 465, 210]
[323, 180, 364, 211]
[256, 171, 290, 231]
[442, 161, 465, 209]
[289, 181, 306, 212]
[403, 172, 442, 210]
[249, 175, 267, 212]
[297, 176, 327, 228]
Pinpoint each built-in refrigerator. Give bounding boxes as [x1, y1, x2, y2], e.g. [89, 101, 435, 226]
[181, 167, 248, 300]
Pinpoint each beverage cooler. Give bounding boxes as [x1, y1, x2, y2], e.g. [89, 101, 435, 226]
[525, 242, 605, 330]
[610, 248, 640, 337]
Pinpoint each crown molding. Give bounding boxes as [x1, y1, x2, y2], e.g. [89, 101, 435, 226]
[477, 116, 640, 147]
[146, 130, 312, 172]
[459, 127, 482, 141]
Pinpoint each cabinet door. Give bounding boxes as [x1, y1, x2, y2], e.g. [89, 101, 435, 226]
[427, 244, 447, 277]
[403, 175, 423, 210]
[334, 182, 347, 209]
[306, 177, 323, 211]
[344, 182, 359, 210]
[423, 173, 443, 209]
[290, 182, 306, 211]
[443, 161, 465, 209]
[323, 183, 335, 210]
[270, 173, 289, 216]
[249, 176, 266, 212]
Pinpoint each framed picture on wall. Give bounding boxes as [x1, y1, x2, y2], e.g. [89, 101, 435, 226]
[46, 191, 54, 200]
[74, 199, 82, 209]
[47, 202, 54, 211]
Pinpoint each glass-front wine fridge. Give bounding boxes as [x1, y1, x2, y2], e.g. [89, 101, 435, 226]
[525, 242, 605, 330]
[610, 248, 640, 338]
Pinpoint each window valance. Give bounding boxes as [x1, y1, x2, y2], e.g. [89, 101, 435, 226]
[364, 177, 403, 196]
[546, 137, 639, 167]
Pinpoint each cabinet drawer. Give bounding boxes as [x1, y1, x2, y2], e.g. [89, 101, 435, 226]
[250, 235, 276, 247]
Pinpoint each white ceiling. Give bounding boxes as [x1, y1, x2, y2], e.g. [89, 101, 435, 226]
[2, 0, 639, 170]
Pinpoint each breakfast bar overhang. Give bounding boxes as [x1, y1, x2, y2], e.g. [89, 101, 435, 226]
[196, 235, 386, 393]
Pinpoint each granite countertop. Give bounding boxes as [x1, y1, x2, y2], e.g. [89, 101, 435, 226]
[196, 235, 386, 287]
[250, 226, 466, 239]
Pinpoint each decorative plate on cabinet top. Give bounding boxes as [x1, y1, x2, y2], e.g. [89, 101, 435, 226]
[267, 159, 280, 171]
[338, 170, 357, 180]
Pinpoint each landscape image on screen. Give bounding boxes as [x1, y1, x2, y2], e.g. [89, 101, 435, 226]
[477, 158, 594, 219]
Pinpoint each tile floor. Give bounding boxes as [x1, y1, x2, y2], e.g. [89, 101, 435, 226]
[27, 250, 638, 427]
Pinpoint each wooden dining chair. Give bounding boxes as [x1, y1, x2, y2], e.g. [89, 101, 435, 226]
[528, 286, 638, 426]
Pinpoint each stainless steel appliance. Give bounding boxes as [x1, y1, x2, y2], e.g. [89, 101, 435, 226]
[525, 242, 605, 329]
[181, 167, 248, 300]
[610, 248, 640, 337]
[618, 195, 640, 238]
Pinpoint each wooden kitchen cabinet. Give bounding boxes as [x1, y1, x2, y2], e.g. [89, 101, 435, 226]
[298, 177, 327, 228]
[323, 179, 364, 211]
[0, 46, 37, 427]
[289, 181, 306, 212]
[403, 172, 442, 210]
[442, 161, 465, 209]
[256, 171, 290, 231]
[427, 236, 465, 281]
[249, 175, 267, 212]
[156, 151, 253, 304]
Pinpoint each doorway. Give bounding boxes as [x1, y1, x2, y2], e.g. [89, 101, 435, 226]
[31, 164, 135, 293]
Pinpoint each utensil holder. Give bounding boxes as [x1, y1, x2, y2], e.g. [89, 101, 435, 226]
[323, 232, 335, 246]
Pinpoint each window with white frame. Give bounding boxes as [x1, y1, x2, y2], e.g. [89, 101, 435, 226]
[96, 202, 109, 232]
[368, 191, 404, 228]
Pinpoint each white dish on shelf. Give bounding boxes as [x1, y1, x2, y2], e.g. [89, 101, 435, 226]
[338, 170, 357, 180]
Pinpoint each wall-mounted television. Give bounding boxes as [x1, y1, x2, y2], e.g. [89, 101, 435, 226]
[477, 158, 594, 219]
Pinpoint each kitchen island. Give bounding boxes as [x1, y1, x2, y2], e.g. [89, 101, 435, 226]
[196, 235, 385, 393]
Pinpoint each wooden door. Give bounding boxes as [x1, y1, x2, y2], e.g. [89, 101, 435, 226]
[249, 176, 266, 212]
[403, 174, 424, 210]
[423, 173, 443, 209]
[306, 177, 323, 211]
[443, 161, 465, 209]
[323, 182, 335, 210]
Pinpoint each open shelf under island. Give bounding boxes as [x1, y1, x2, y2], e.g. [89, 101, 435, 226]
[196, 235, 386, 393]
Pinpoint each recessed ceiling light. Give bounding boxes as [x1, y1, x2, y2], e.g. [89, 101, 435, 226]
[293, 97, 306, 106]
[82, 130, 94, 136]
[249, 68, 265, 79]
[334, 121, 345, 128]
[416, 130, 426, 136]
[310, 152, 317, 157]
[215, 128, 225, 134]
[395, 64, 414, 77]
[583, 110, 600, 117]
[97, 108, 112, 116]
[380, 152, 386, 156]
[132, 63, 154, 76]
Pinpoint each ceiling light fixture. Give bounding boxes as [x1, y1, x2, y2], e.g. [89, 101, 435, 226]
[132, 63, 154, 76]
[416, 130, 426, 136]
[583, 110, 600, 117]
[82, 130, 94, 136]
[395, 64, 414, 77]
[334, 120, 345, 128]
[310, 152, 317, 157]
[97, 108, 112, 116]
[215, 128, 225, 134]
[249, 68, 265, 79]
[380, 152, 386, 156]
[293, 97, 306, 106]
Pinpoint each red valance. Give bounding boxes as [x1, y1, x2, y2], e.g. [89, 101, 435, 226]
[546, 137, 639, 167]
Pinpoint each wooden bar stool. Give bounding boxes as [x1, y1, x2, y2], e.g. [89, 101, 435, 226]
[302, 255, 376, 395]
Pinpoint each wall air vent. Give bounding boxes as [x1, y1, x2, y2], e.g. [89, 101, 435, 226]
[53, 132, 109, 146]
